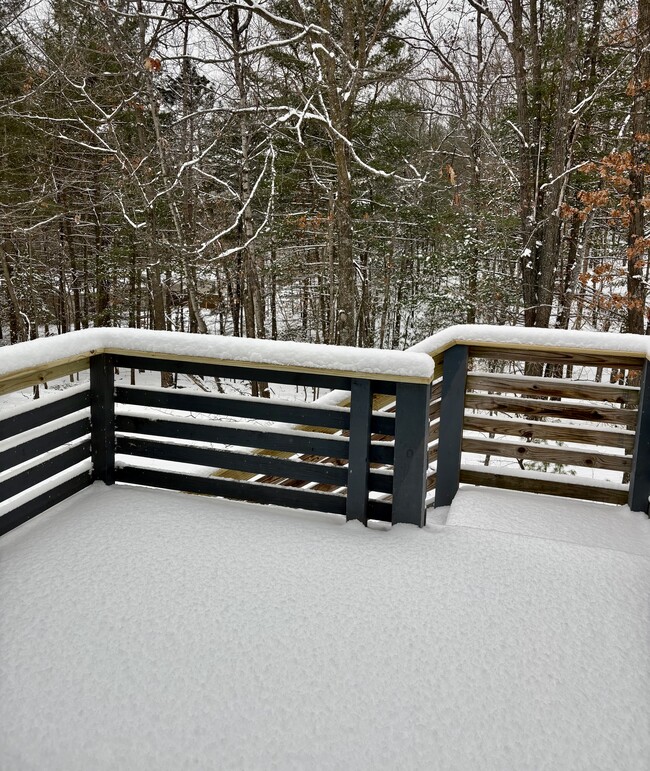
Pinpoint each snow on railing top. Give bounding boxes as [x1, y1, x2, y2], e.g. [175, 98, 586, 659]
[409, 324, 650, 358]
[0, 328, 435, 383]
[2, 324, 649, 388]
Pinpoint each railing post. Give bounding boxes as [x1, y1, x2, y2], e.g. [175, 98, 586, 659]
[434, 344, 468, 508]
[628, 358, 650, 514]
[346, 378, 373, 525]
[90, 353, 115, 485]
[392, 381, 431, 527]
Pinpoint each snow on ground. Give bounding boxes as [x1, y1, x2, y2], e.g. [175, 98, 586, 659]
[447, 487, 650, 555]
[1, 485, 649, 770]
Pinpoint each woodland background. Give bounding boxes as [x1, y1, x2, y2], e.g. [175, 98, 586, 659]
[0, 0, 648, 354]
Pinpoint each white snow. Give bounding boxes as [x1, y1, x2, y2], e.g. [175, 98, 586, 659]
[448, 487, 650, 556]
[0, 328, 435, 382]
[1, 484, 648, 770]
[409, 323, 650, 358]
[4, 324, 648, 391]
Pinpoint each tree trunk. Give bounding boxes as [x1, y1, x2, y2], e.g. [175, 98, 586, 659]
[0, 240, 25, 342]
[626, 0, 650, 336]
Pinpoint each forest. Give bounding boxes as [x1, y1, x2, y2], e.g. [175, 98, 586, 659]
[0, 0, 648, 351]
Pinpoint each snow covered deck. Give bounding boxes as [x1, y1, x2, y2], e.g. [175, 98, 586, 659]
[2, 485, 649, 770]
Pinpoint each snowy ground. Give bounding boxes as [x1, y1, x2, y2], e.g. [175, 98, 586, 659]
[1, 484, 649, 770]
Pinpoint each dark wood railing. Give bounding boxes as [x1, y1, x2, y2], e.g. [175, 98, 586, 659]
[1, 328, 650, 537]
[0, 343, 432, 535]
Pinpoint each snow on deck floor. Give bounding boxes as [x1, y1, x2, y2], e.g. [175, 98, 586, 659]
[1, 486, 649, 771]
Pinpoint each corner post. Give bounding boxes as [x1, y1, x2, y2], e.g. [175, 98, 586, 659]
[346, 378, 373, 525]
[90, 353, 115, 485]
[629, 358, 650, 515]
[434, 344, 468, 508]
[392, 381, 431, 527]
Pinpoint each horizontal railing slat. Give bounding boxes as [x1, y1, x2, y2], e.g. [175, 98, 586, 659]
[367, 499, 393, 521]
[369, 443, 394, 465]
[114, 466, 393, 522]
[367, 472, 394, 494]
[210, 468, 394, 494]
[463, 414, 635, 451]
[114, 465, 347, 515]
[467, 346, 644, 370]
[0, 440, 91, 503]
[459, 467, 628, 505]
[467, 372, 639, 405]
[0, 471, 93, 536]
[115, 414, 350, 459]
[116, 436, 350, 487]
[462, 436, 632, 473]
[115, 386, 352, 431]
[0, 389, 90, 441]
[371, 413, 396, 435]
[0, 418, 91, 473]
[117, 436, 395, 494]
[115, 386, 396, 436]
[465, 393, 637, 426]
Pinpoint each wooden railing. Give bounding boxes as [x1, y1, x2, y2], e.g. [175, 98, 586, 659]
[1, 326, 649, 537]
[435, 342, 646, 508]
[0, 332, 433, 535]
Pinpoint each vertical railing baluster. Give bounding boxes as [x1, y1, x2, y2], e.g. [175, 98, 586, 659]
[90, 353, 115, 485]
[434, 344, 469, 508]
[628, 358, 650, 514]
[392, 382, 431, 527]
[346, 378, 373, 525]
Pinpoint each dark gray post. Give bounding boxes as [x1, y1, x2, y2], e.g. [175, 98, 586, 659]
[392, 382, 431, 527]
[628, 359, 650, 514]
[346, 378, 373, 525]
[90, 353, 115, 485]
[434, 344, 468, 508]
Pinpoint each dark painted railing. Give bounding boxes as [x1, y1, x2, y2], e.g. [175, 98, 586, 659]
[2, 328, 650, 538]
[0, 388, 93, 534]
[0, 349, 431, 536]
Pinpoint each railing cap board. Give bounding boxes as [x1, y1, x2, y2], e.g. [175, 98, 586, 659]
[0, 328, 434, 385]
[3, 324, 649, 396]
[0, 356, 91, 397]
[409, 324, 650, 361]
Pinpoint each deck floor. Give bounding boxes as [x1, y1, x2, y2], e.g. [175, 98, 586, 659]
[1, 484, 649, 770]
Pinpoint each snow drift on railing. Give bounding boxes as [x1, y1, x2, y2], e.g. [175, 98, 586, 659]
[3, 324, 649, 384]
[0, 328, 435, 381]
[409, 324, 650, 357]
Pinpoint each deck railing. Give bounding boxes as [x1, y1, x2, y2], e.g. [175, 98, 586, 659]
[1, 326, 649, 536]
